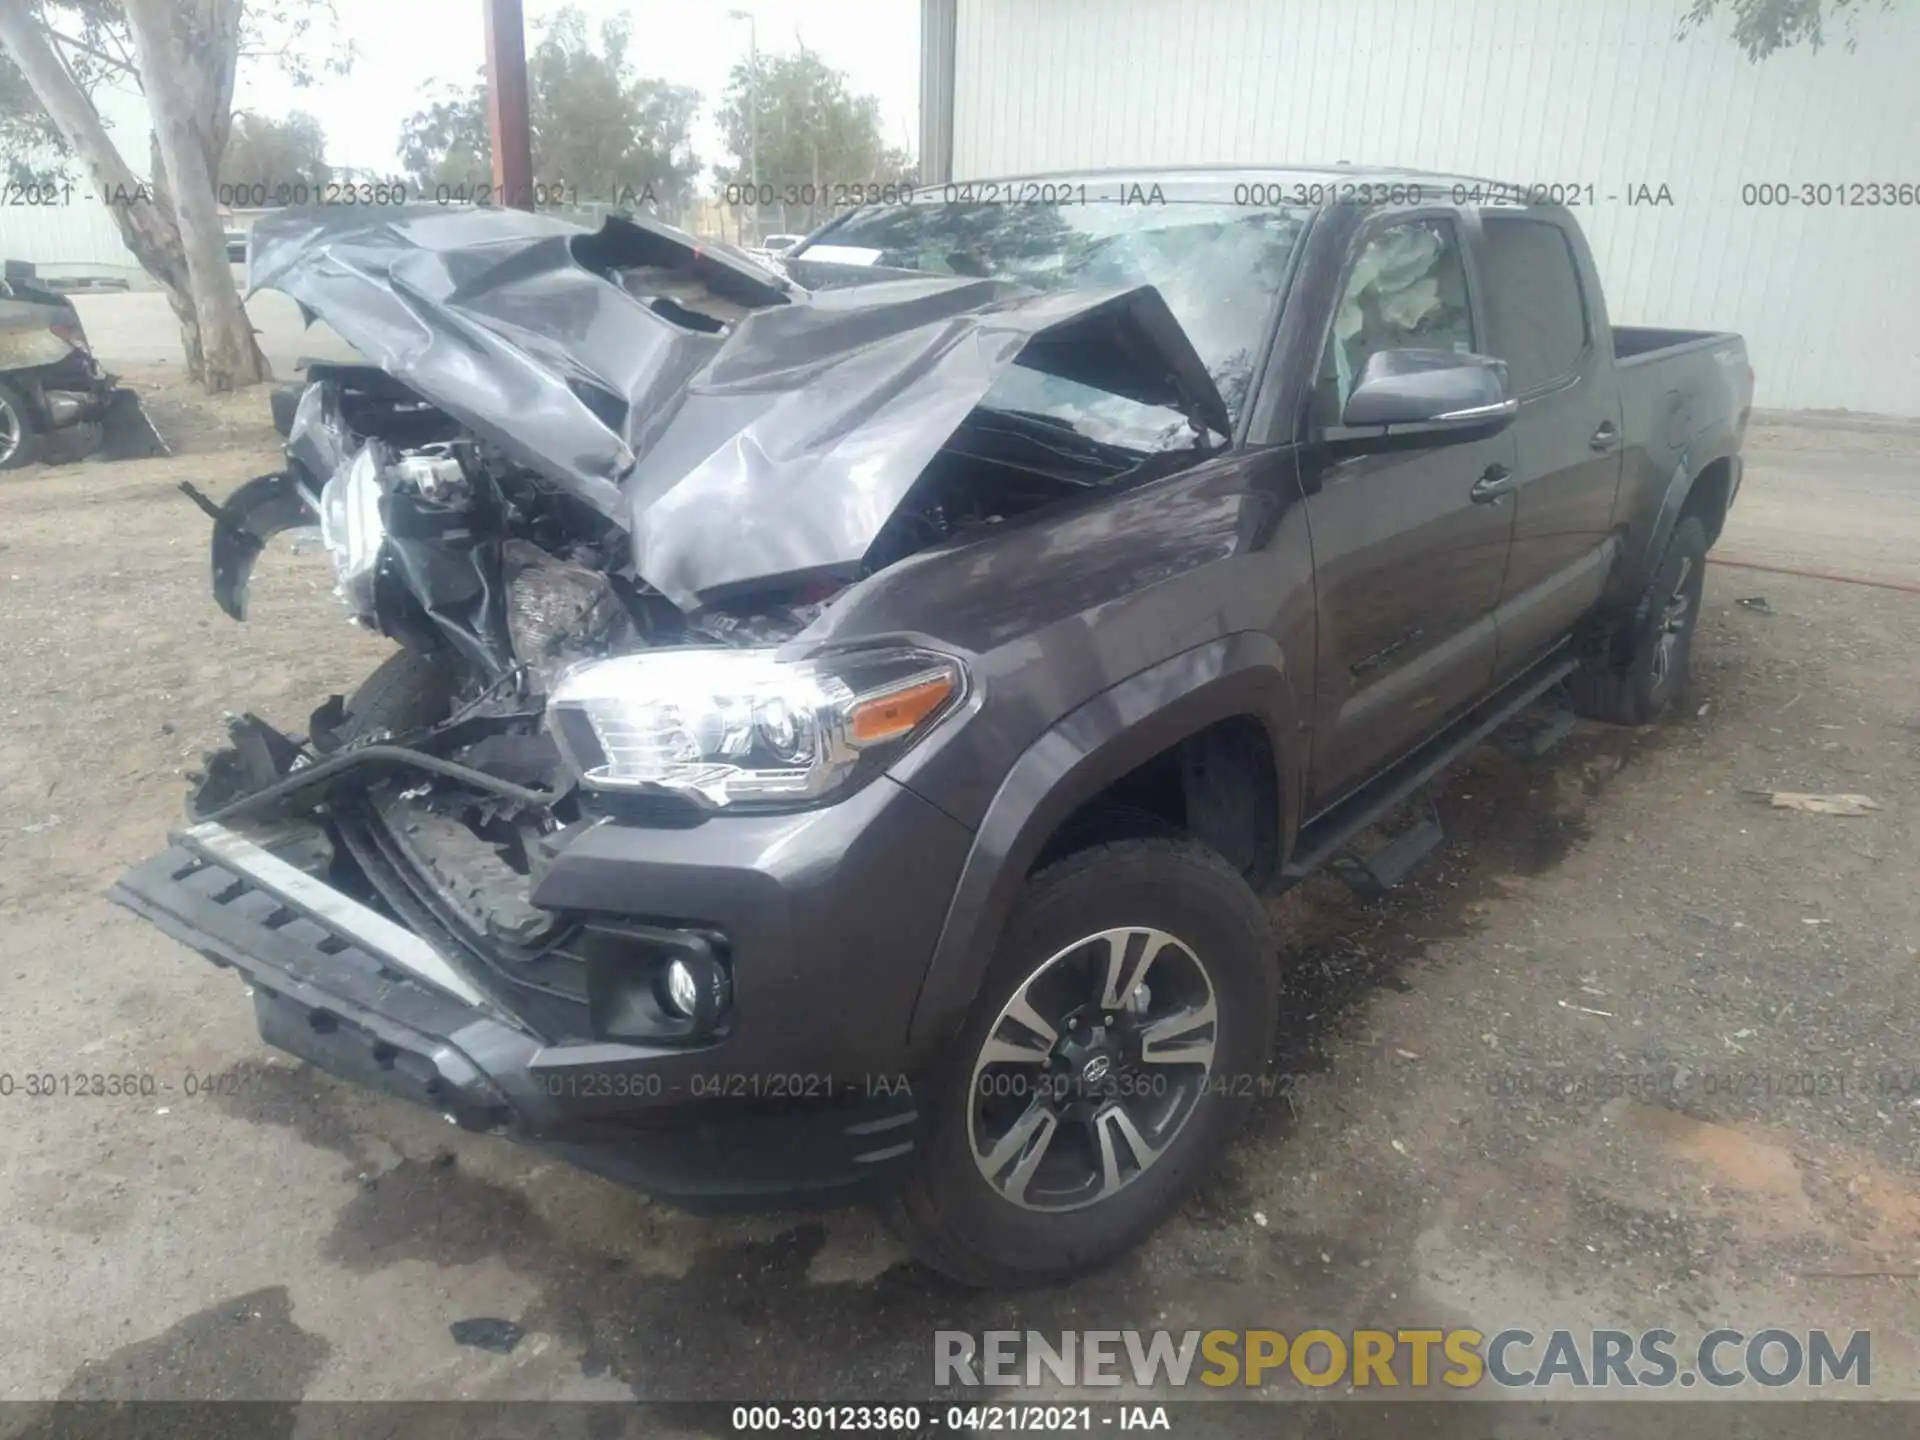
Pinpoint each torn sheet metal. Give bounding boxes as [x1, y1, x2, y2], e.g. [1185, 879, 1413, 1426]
[245, 205, 1230, 610]
[247, 205, 780, 522]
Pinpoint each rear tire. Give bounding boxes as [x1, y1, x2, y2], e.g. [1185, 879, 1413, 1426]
[891, 836, 1278, 1287]
[1569, 515, 1708, 726]
[0, 382, 43, 471]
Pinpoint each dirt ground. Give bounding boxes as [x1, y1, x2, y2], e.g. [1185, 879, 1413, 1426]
[0, 374, 1915, 1424]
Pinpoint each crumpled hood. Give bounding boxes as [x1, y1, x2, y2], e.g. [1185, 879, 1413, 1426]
[248, 205, 1230, 609]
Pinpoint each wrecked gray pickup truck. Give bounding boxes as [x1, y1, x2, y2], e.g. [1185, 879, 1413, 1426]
[111, 180, 1747, 1287]
[118, 200, 1252, 1282]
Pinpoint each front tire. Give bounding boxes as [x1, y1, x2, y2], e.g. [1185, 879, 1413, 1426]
[341, 649, 456, 738]
[892, 837, 1278, 1287]
[1569, 515, 1708, 726]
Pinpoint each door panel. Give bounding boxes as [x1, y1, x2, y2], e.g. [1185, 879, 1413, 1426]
[1304, 434, 1516, 810]
[1476, 215, 1624, 673]
[1299, 215, 1517, 811]
[1494, 379, 1622, 665]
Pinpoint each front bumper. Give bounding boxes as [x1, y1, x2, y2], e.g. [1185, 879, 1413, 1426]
[110, 817, 936, 1208]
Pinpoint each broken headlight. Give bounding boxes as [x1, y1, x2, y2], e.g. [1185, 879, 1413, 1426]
[546, 647, 964, 809]
[317, 442, 387, 619]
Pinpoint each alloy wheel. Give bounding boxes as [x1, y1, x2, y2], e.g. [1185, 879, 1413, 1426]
[967, 926, 1218, 1212]
[0, 393, 22, 468]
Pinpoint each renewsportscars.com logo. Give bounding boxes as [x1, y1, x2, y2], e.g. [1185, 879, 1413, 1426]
[934, 1328, 1872, 1390]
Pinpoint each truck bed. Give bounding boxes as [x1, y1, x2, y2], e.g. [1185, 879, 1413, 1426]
[1612, 325, 1741, 367]
[1609, 324, 1751, 573]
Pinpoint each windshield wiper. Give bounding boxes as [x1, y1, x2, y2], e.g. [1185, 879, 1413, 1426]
[965, 409, 1153, 478]
[971, 406, 1152, 458]
[989, 405, 1224, 461]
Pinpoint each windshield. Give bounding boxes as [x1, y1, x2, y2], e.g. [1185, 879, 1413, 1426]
[795, 199, 1309, 449]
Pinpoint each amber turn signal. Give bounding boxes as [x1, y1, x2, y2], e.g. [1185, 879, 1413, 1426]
[850, 673, 956, 745]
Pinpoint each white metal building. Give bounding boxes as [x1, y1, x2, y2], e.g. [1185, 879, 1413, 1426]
[0, 87, 158, 285]
[918, 0, 1920, 415]
[0, 200, 148, 284]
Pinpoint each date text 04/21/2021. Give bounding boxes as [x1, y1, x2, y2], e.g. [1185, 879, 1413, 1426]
[0, 179, 666, 211]
[727, 1405, 1169, 1433]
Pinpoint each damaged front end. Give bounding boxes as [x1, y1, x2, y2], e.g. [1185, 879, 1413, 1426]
[163, 201, 1233, 926]
[109, 200, 1254, 1196]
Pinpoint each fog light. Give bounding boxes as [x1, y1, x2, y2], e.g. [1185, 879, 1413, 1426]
[584, 925, 733, 1043]
[655, 951, 731, 1032]
[661, 958, 701, 1017]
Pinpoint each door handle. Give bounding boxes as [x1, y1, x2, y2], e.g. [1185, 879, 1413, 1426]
[1590, 421, 1621, 451]
[1470, 464, 1516, 503]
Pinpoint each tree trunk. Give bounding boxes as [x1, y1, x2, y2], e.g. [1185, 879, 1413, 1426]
[143, 130, 205, 376]
[0, 0, 261, 388]
[181, 0, 242, 165]
[161, 281, 208, 379]
[122, 0, 267, 391]
[0, 4, 183, 288]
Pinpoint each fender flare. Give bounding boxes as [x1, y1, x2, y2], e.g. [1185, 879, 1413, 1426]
[1630, 442, 1741, 602]
[903, 630, 1303, 1056]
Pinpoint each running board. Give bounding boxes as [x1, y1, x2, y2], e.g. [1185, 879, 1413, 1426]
[1325, 796, 1444, 900]
[1282, 651, 1580, 888]
[1494, 687, 1579, 759]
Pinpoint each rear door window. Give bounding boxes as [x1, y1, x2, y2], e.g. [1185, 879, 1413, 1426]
[1478, 216, 1590, 394]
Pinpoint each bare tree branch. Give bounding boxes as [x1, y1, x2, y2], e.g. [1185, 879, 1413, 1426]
[41, 23, 135, 74]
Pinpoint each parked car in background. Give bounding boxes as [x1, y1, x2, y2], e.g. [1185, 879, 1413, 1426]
[0, 263, 133, 469]
[740, 232, 808, 266]
[115, 171, 1750, 1286]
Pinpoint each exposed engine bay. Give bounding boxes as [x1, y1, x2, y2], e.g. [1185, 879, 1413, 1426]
[183, 204, 1229, 1000]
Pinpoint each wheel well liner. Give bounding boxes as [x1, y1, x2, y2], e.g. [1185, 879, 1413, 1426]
[1682, 455, 1736, 545]
[1032, 715, 1280, 888]
[903, 632, 1300, 1056]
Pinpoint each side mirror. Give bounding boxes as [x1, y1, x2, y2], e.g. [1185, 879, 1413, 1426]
[1333, 349, 1517, 442]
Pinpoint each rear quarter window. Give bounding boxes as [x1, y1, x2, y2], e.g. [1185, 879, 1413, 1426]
[1478, 216, 1590, 394]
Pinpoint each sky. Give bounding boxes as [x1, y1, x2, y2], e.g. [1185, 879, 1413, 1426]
[91, 0, 922, 183]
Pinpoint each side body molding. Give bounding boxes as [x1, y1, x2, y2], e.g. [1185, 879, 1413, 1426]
[904, 631, 1303, 1056]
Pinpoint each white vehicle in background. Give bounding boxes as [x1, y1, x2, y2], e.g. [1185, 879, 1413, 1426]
[741, 233, 808, 266]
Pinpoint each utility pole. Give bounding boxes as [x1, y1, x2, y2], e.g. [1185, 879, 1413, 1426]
[484, 0, 534, 209]
[729, 9, 759, 244]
